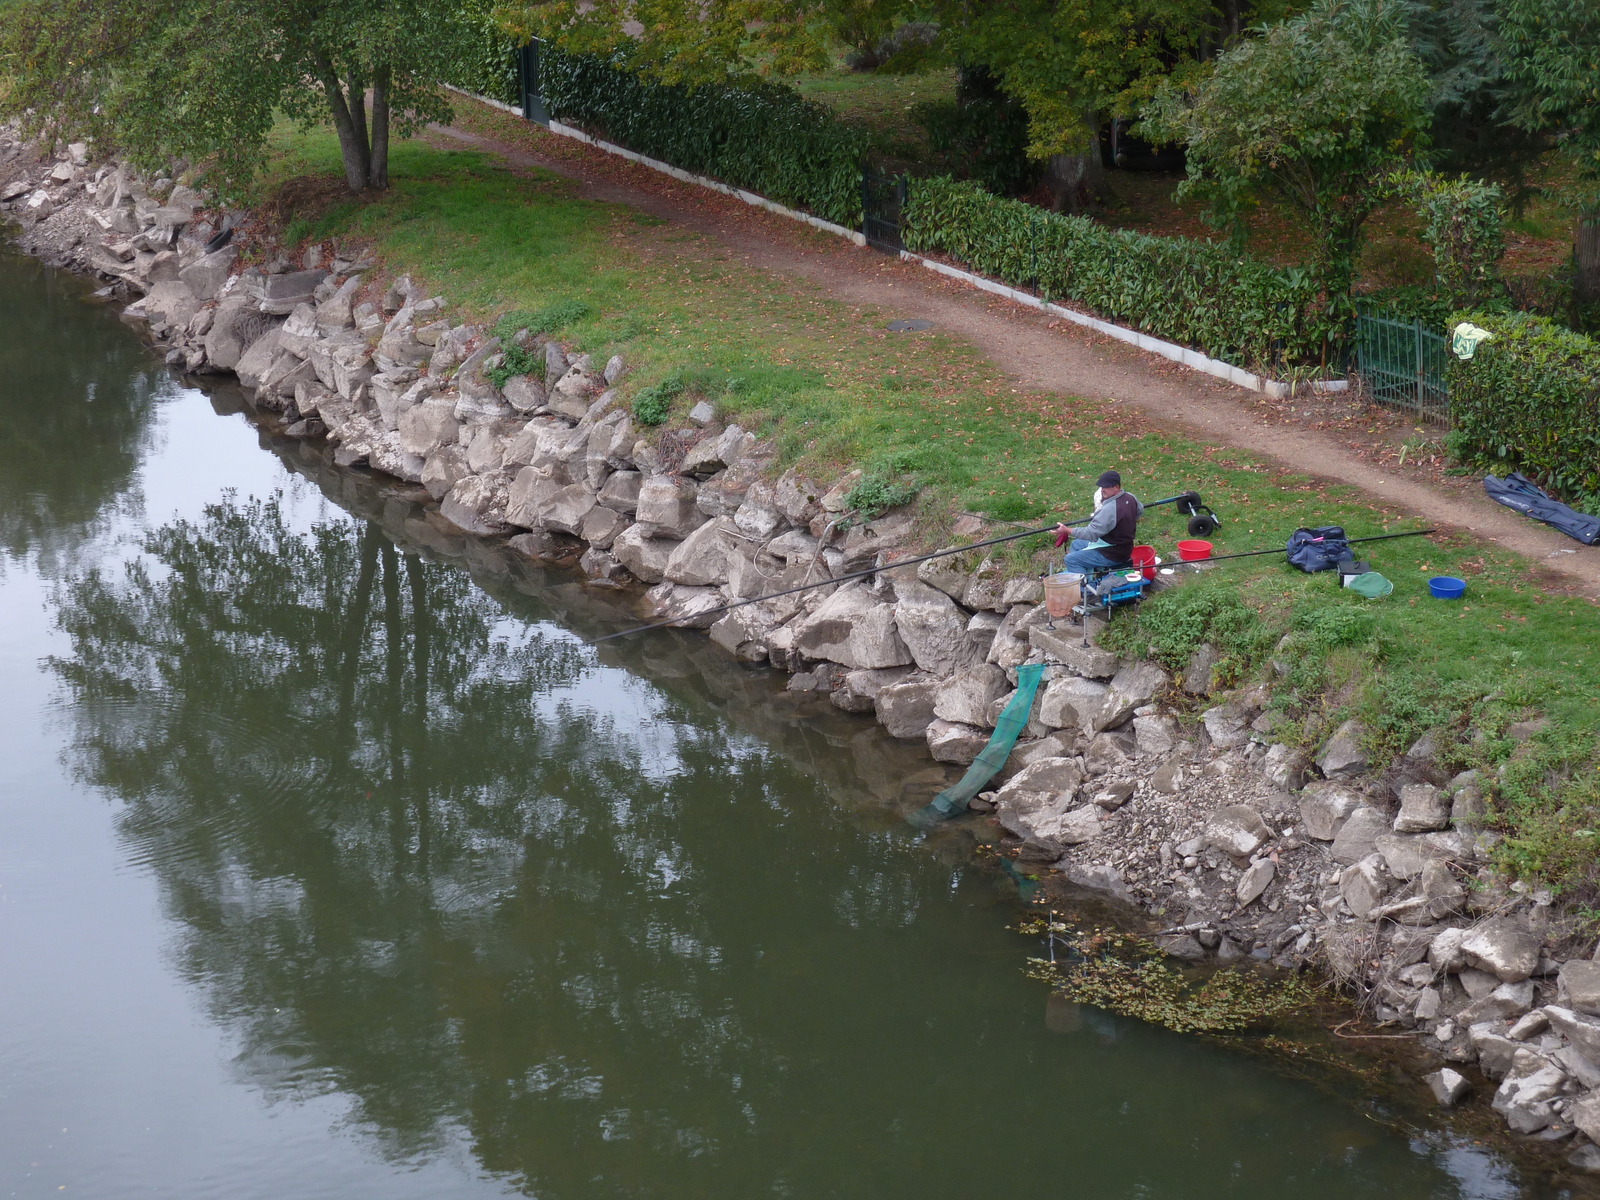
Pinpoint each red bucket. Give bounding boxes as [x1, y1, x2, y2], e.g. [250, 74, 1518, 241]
[1177, 539, 1214, 562]
[1130, 544, 1158, 581]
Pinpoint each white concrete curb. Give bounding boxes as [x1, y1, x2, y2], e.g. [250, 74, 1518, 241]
[445, 85, 1345, 399]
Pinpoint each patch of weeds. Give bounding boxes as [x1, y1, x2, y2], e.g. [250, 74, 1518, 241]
[1018, 921, 1316, 1035]
[1101, 580, 1270, 673]
[491, 298, 591, 343]
[485, 299, 596, 387]
[843, 472, 919, 522]
[633, 373, 685, 426]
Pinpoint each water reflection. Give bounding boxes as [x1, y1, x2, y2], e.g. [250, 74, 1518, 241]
[0, 249, 166, 569]
[44, 464, 1546, 1198]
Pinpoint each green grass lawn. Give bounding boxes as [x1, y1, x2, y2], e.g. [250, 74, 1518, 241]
[253, 120, 1600, 898]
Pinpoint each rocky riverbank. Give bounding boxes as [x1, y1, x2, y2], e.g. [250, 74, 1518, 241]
[8, 127, 1600, 1170]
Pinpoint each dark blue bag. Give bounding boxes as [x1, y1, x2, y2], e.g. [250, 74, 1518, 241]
[1287, 526, 1350, 573]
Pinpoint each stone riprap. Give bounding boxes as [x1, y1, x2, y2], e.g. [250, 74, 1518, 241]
[6, 127, 1599, 1165]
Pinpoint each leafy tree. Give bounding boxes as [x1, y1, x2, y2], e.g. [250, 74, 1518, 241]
[1140, 0, 1433, 312]
[1497, 0, 1600, 308]
[0, 0, 482, 192]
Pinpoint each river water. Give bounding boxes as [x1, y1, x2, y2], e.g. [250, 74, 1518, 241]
[0, 244, 1551, 1198]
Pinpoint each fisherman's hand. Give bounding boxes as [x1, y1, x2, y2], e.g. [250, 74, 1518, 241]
[1054, 524, 1072, 537]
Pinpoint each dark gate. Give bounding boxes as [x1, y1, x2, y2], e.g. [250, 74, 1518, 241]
[518, 39, 549, 126]
[863, 169, 907, 253]
[1353, 311, 1451, 423]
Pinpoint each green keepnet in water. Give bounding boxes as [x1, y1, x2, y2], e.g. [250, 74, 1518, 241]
[915, 662, 1047, 824]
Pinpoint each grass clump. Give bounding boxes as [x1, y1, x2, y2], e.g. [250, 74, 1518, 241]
[842, 472, 919, 522]
[484, 300, 593, 388]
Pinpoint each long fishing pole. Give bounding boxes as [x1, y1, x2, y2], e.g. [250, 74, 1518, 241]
[1191, 527, 1436, 568]
[587, 512, 1092, 645]
[589, 507, 1436, 645]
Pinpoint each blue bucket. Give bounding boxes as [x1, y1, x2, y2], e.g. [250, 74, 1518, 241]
[1428, 576, 1467, 599]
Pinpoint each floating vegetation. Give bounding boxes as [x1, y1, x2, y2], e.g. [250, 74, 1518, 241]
[1016, 919, 1317, 1035]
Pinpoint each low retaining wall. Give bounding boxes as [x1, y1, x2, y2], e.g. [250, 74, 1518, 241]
[4, 127, 1597, 1167]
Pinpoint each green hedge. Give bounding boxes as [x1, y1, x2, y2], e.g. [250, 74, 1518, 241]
[902, 176, 1336, 369]
[1446, 311, 1600, 509]
[540, 50, 868, 228]
[441, 5, 521, 106]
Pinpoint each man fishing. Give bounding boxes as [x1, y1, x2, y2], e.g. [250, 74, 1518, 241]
[1054, 470, 1143, 574]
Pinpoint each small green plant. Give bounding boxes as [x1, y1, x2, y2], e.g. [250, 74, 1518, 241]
[842, 472, 919, 521]
[485, 300, 595, 388]
[632, 374, 685, 426]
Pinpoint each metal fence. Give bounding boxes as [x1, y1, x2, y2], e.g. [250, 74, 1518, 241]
[862, 168, 907, 253]
[1352, 312, 1451, 422]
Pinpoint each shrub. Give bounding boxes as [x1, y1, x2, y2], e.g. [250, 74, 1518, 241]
[1413, 174, 1508, 309]
[902, 176, 1336, 369]
[1445, 311, 1600, 509]
[541, 48, 869, 228]
[632, 374, 684, 426]
[842, 473, 918, 522]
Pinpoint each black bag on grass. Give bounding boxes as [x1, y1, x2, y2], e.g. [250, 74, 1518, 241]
[1287, 526, 1350, 573]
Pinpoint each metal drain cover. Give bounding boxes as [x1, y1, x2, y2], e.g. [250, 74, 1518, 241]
[886, 318, 934, 331]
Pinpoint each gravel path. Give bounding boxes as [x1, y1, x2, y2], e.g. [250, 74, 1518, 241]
[431, 116, 1600, 599]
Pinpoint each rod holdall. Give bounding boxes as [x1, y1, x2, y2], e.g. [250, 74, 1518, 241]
[1287, 526, 1350, 573]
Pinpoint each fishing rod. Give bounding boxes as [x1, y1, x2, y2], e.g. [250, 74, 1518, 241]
[1186, 527, 1437, 568]
[589, 490, 1432, 645]
[588, 512, 1087, 645]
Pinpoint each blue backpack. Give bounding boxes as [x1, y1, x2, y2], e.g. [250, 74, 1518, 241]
[1287, 526, 1350, 573]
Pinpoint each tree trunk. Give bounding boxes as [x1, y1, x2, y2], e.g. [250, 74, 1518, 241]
[1575, 212, 1600, 311]
[1042, 151, 1109, 214]
[369, 67, 391, 191]
[315, 56, 371, 193]
[346, 70, 370, 186]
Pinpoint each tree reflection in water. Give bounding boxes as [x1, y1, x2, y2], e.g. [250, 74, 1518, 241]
[47, 493, 953, 1196]
[0, 250, 165, 568]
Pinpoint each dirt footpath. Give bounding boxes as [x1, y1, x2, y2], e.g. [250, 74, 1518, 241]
[431, 114, 1600, 599]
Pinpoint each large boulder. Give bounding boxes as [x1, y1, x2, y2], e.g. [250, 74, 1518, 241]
[636, 474, 707, 539]
[234, 328, 285, 391]
[1203, 805, 1272, 860]
[893, 578, 981, 675]
[611, 525, 676, 584]
[539, 484, 599, 536]
[1561, 961, 1600, 1017]
[791, 585, 911, 670]
[250, 268, 327, 315]
[142, 279, 199, 330]
[926, 719, 988, 765]
[932, 664, 1008, 729]
[1036, 676, 1109, 736]
[1394, 782, 1450, 833]
[1298, 781, 1363, 841]
[874, 678, 939, 740]
[174, 244, 233, 305]
[1317, 718, 1370, 778]
[1340, 854, 1392, 920]
[1028, 626, 1119, 679]
[203, 300, 281, 372]
[503, 468, 562, 528]
[663, 517, 738, 587]
[994, 757, 1084, 806]
[398, 396, 461, 459]
[1091, 660, 1168, 731]
[1330, 806, 1390, 865]
[1547, 1008, 1600, 1065]
[1461, 918, 1542, 982]
[439, 474, 511, 535]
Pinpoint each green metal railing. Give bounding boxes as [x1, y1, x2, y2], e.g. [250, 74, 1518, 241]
[1353, 312, 1451, 422]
